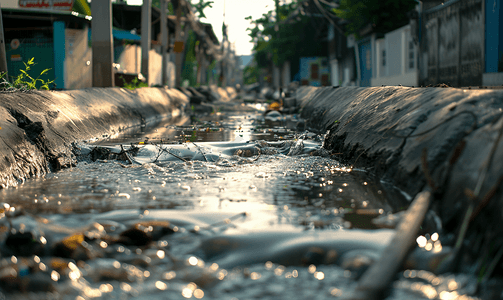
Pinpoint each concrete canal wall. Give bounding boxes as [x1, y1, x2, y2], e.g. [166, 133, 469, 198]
[0, 87, 188, 189]
[297, 86, 503, 235]
[1, 84, 502, 245]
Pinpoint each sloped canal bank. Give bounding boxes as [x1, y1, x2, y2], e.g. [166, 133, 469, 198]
[0, 87, 498, 299]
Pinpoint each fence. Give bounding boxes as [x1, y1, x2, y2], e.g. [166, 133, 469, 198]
[420, 0, 484, 87]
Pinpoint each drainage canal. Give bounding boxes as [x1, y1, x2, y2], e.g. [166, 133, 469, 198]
[0, 101, 479, 299]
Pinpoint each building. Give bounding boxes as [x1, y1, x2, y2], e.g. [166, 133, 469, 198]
[419, 0, 485, 87]
[326, 0, 503, 87]
[2, 8, 92, 89]
[328, 22, 356, 87]
[371, 24, 418, 87]
[111, 2, 177, 87]
[418, 0, 502, 87]
[1, 1, 221, 89]
[483, 0, 503, 85]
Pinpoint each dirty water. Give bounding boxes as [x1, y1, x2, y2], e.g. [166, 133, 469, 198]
[0, 102, 480, 299]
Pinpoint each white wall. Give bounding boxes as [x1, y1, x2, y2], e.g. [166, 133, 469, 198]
[372, 72, 418, 87]
[273, 65, 280, 88]
[330, 59, 339, 86]
[65, 27, 92, 89]
[371, 24, 418, 87]
[117, 44, 168, 86]
[1, 0, 18, 8]
[483, 73, 503, 86]
[282, 61, 290, 88]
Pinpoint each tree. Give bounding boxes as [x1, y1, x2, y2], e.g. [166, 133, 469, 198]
[333, 0, 417, 38]
[191, 0, 214, 19]
[149, 0, 215, 86]
[151, 0, 213, 18]
[245, 0, 328, 82]
[243, 65, 260, 85]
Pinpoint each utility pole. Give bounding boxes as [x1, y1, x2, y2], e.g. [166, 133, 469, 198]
[0, 4, 8, 80]
[92, 0, 114, 87]
[174, 0, 183, 87]
[274, 0, 282, 91]
[141, 0, 152, 85]
[220, 0, 227, 87]
[160, 0, 169, 86]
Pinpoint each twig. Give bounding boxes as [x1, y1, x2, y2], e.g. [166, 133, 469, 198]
[470, 176, 503, 223]
[349, 190, 432, 300]
[482, 242, 503, 282]
[159, 146, 187, 163]
[191, 142, 208, 162]
[251, 148, 262, 162]
[120, 145, 142, 165]
[453, 115, 503, 261]
[120, 145, 133, 164]
[152, 146, 165, 163]
[200, 212, 248, 230]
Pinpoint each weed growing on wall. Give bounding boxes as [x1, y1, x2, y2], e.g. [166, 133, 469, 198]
[0, 57, 55, 91]
[121, 76, 149, 90]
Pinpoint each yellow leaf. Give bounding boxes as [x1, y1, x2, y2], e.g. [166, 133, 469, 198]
[51, 257, 69, 270]
[62, 233, 84, 250]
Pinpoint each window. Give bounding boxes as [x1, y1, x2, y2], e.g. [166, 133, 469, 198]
[382, 49, 386, 67]
[408, 40, 415, 70]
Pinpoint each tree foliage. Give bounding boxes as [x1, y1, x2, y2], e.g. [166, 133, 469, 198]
[243, 65, 260, 85]
[246, 0, 327, 74]
[333, 0, 416, 38]
[151, 0, 213, 19]
[191, 0, 214, 19]
[149, 0, 215, 86]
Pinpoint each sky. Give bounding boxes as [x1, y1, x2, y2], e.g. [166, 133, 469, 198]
[125, 0, 277, 56]
[201, 0, 274, 56]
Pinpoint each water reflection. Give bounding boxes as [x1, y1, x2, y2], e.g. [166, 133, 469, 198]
[391, 270, 480, 300]
[0, 102, 483, 299]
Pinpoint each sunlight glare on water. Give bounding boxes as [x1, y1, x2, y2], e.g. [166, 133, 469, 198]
[0, 102, 479, 300]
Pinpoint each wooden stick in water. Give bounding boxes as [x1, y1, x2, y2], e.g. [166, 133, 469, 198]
[347, 190, 432, 300]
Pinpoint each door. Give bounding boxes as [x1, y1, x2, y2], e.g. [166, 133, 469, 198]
[359, 41, 372, 86]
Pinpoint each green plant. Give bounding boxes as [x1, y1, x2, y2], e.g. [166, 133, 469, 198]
[333, 0, 416, 38]
[0, 72, 10, 90]
[243, 65, 260, 85]
[0, 57, 55, 91]
[121, 77, 148, 90]
[246, 1, 328, 70]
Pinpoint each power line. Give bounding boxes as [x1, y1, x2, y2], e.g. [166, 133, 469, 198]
[312, 0, 344, 34]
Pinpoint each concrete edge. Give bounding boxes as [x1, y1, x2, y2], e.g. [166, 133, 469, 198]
[0, 87, 189, 188]
[297, 85, 503, 265]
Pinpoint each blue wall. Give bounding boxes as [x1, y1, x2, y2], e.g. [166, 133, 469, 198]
[53, 21, 66, 89]
[359, 41, 372, 87]
[486, 0, 503, 72]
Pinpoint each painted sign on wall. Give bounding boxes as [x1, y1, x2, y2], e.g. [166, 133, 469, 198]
[19, 0, 74, 11]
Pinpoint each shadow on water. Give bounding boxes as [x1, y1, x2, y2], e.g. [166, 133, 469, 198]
[0, 102, 480, 299]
